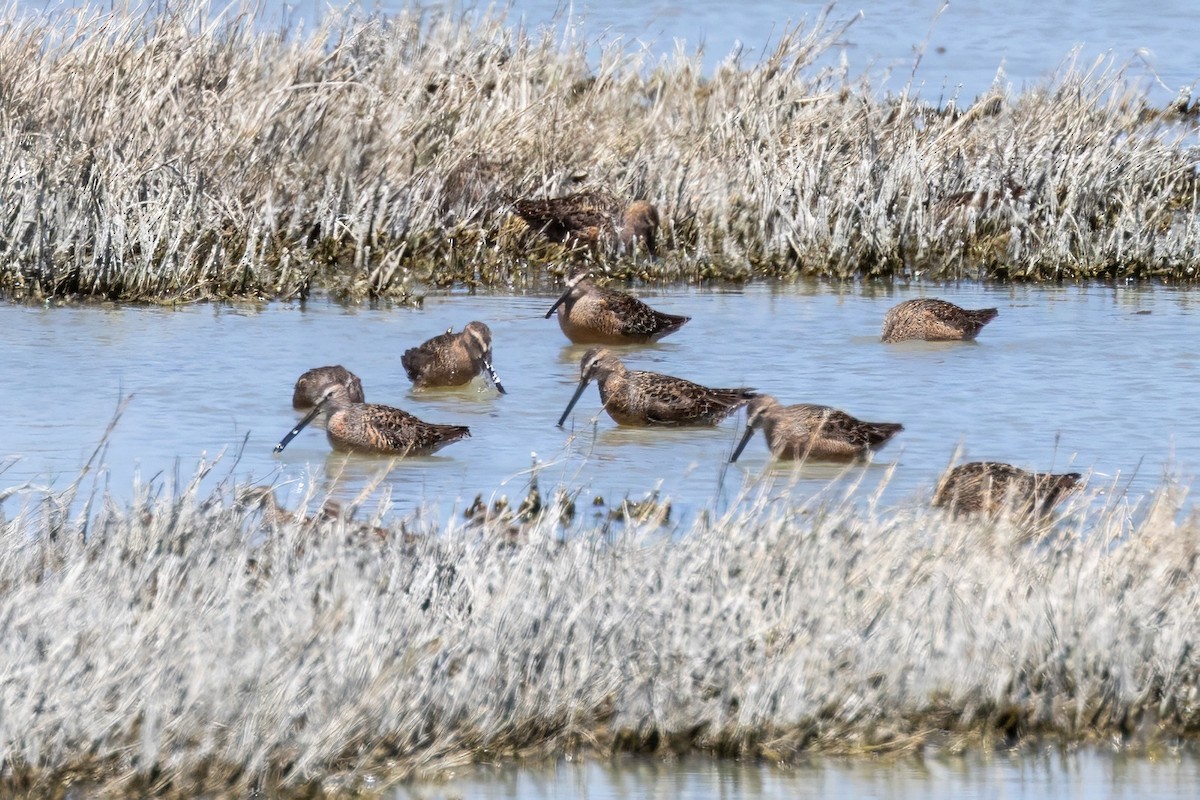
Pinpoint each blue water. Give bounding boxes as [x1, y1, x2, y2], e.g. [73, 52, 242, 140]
[395, 750, 1200, 800]
[16, 0, 1198, 102]
[270, 0, 1199, 103]
[2, 282, 1197, 523]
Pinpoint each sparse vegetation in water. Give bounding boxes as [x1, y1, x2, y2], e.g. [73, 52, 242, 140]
[2, 461, 1200, 794]
[0, 1, 1197, 305]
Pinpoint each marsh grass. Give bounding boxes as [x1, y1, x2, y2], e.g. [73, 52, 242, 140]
[0, 2, 1196, 304]
[2, 458, 1200, 795]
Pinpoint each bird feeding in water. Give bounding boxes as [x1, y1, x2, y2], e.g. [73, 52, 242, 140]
[291, 365, 365, 409]
[544, 271, 689, 345]
[730, 395, 904, 462]
[881, 298, 998, 343]
[274, 383, 470, 456]
[557, 347, 755, 428]
[401, 321, 506, 393]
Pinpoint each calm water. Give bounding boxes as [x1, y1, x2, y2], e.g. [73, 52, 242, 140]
[2, 282, 1197, 521]
[18, 0, 1200, 103]
[396, 750, 1200, 800]
[273, 0, 1199, 104]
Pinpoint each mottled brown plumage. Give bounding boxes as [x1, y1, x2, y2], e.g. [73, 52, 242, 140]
[291, 365, 364, 410]
[401, 321, 506, 393]
[557, 347, 754, 428]
[544, 272, 689, 344]
[730, 395, 904, 462]
[274, 384, 470, 456]
[933, 461, 1082, 518]
[881, 298, 998, 343]
[514, 190, 659, 257]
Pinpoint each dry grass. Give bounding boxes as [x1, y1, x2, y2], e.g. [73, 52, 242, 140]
[1, 459, 1199, 795]
[0, 1, 1196, 304]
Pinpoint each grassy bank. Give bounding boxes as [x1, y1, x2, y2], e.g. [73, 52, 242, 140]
[1, 464, 1198, 795]
[0, 2, 1196, 304]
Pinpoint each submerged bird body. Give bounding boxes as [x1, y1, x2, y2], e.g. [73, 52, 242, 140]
[731, 395, 904, 462]
[558, 347, 754, 427]
[402, 321, 506, 393]
[514, 190, 659, 257]
[275, 384, 470, 456]
[545, 272, 689, 344]
[881, 298, 998, 343]
[933, 461, 1082, 518]
[291, 365, 364, 410]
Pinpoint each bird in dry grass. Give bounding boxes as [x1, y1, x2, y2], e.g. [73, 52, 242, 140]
[291, 365, 364, 410]
[402, 321, 506, 394]
[881, 298, 999, 343]
[274, 384, 470, 456]
[730, 395, 904, 462]
[513, 190, 660, 258]
[557, 347, 755, 428]
[544, 271, 689, 344]
[933, 461, 1082, 519]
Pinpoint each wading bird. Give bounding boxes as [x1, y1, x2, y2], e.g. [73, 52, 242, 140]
[275, 384, 470, 456]
[933, 461, 1082, 518]
[881, 298, 998, 343]
[557, 347, 754, 427]
[513, 190, 660, 258]
[291, 365, 364, 410]
[544, 271, 689, 344]
[402, 321, 506, 393]
[730, 395, 903, 462]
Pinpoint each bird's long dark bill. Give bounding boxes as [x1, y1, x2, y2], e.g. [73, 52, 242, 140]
[483, 358, 507, 395]
[544, 285, 574, 319]
[729, 425, 757, 463]
[274, 403, 325, 453]
[557, 379, 591, 427]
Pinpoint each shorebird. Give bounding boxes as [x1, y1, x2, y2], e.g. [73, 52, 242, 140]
[291, 365, 364, 410]
[881, 298, 998, 343]
[557, 347, 754, 427]
[730, 395, 904, 462]
[513, 190, 660, 258]
[274, 384, 470, 456]
[401, 321, 506, 394]
[933, 461, 1082, 518]
[544, 271, 689, 344]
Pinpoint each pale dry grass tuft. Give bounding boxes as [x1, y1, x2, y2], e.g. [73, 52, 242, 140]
[1, 463, 1199, 794]
[0, 2, 1196, 303]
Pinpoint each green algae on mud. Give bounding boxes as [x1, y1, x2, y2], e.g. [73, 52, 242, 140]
[0, 2, 1197, 304]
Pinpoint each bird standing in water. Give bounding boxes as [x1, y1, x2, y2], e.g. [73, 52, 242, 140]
[275, 383, 470, 456]
[933, 461, 1082, 518]
[402, 321, 506, 394]
[291, 365, 365, 410]
[730, 395, 903, 462]
[544, 271, 689, 344]
[558, 347, 754, 428]
[881, 298, 998, 343]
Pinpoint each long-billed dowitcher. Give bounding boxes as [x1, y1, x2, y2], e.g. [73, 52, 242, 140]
[881, 298, 998, 343]
[730, 395, 904, 462]
[274, 384, 470, 456]
[513, 190, 659, 257]
[933, 461, 1082, 518]
[557, 347, 755, 427]
[401, 321, 506, 394]
[544, 271, 689, 344]
[291, 365, 365, 410]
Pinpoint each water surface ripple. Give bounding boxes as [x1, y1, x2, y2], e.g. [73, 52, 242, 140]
[2, 282, 1195, 520]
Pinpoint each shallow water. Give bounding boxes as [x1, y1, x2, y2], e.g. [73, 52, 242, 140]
[19, 1, 1200, 104]
[2, 282, 1197, 521]
[395, 750, 1200, 800]
[284, 0, 1198, 103]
